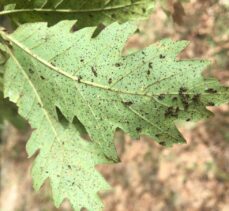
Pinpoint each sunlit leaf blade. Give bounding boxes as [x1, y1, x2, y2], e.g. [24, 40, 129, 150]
[2, 42, 110, 210]
[28, 123, 110, 211]
[1, 21, 229, 162]
[0, 0, 155, 28]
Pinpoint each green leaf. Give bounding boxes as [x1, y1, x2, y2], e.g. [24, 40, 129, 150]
[0, 0, 155, 28]
[0, 92, 27, 130]
[1, 21, 229, 162]
[28, 123, 110, 211]
[0, 41, 8, 91]
[2, 41, 110, 211]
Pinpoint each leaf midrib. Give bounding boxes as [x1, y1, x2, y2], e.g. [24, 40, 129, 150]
[4, 44, 71, 194]
[1, 31, 185, 144]
[1, 31, 222, 102]
[0, 31, 191, 97]
[0, 2, 144, 16]
[3, 29, 221, 149]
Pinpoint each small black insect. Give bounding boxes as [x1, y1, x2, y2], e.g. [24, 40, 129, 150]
[29, 68, 34, 74]
[91, 66, 97, 77]
[192, 94, 201, 103]
[164, 106, 174, 117]
[121, 101, 133, 106]
[159, 141, 166, 146]
[111, 13, 116, 18]
[159, 54, 165, 59]
[108, 78, 112, 84]
[40, 75, 45, 80]
[172, 96, 178, 101]
[148, 62, 153, 69]
[115, 63, 122, 67]
[147, 70, 151, 75]
[207, 102, 215, 106]
[164, 106, 180, 117]
[77, 75, 82, 83]
[182, 99, 189, 110]
[205, 88, 217, 93]
[136, 127, 141, 132]
[158, 94, 165, 100]
[172, 107, 180, 117]
[175, 106, 180, 114]
[51, 62, 56, 67]
[179, 87, 190, 110]
[179, 87, 188, 94]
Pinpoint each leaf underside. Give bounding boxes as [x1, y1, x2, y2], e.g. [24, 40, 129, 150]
[3, 20, 229, 159]
[3, 43, 111, 211]
[1, 21, 229, 210]
[1, 0, 155, 28]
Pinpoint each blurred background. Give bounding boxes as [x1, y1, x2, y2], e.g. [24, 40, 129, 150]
[0, 0, 229, 210]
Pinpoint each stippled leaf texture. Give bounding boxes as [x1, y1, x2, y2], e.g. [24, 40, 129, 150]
[0, 0, 155, 28]
[2, 37, 111, 211]
[1, 20, 229, 161]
